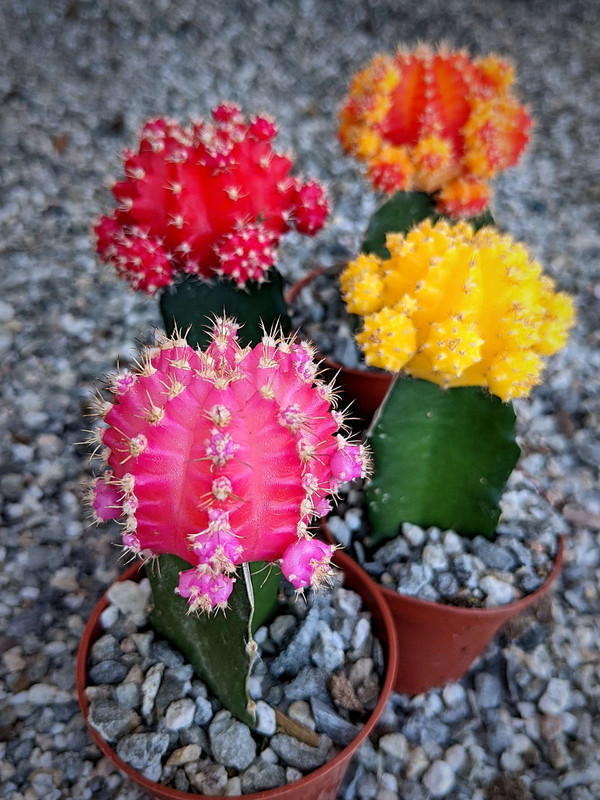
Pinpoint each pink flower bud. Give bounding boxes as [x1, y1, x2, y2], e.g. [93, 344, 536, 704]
[281, 539, 334, 590]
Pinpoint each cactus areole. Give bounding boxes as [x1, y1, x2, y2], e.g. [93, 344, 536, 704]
[94, 104, 328, 294]
[339, 46, 532, 218]
[90, 317, 369, 614]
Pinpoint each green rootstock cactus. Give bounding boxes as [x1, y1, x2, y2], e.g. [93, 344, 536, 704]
[341, 220, 574, 544]
[94, 104, 328, 350]
[362, 190, 494, 259]
[89, 316, 369, 722]
[159, 271, 291, 350]
[147, 557, 280, 728]
[366, 378, 520, 542]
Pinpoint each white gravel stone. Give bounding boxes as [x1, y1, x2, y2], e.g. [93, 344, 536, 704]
[401, 523, 426, 547]
[480, 575, 517, 607]
[165, 698, 196, 731]
[539, 678, 572, 715]
[422, 760, 455, 797]
[444, 744, 467, 773]
[379, 732, 408, 762]
[209, 710, 256, 770]
[254, 700, 277, 736]
[106, 579, 152, 625]
[141, 663, 164, 719]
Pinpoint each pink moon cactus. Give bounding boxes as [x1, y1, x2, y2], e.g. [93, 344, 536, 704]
[90, 317, 369, 613]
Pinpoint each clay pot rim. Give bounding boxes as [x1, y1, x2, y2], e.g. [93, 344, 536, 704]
[323, 519, 564, 621]
[76, 549, 398, 800]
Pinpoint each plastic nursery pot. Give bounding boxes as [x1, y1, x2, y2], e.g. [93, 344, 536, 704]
[77, 550, 398, 800]
[323, 521, 564, 696]
[286, 267, 391, 424]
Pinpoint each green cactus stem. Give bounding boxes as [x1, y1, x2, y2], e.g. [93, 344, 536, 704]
[159, 272, 291, 350]
[365, 377, 520, 544]
[362, 190, 494, 259]
[147, 554, 280, 728]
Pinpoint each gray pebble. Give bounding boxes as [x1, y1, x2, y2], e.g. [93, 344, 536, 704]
[475, 672, 505, 709]
[208, 710, 256, 770]
[422, 760, 455, 797]
[270, 606, 321, 678]
[254, 700, 276, 736]
[328, 516, 352, 547]
[88, 660, 128, 685]
[270, 733, 333, 771]
[165, 698, 195, 730]
[310, 697, 360, 747]
[311, 626, 345, 671]
[379, 732, 409, 763]
[90, 634, 121, 664]
[194, 696, 214, 726]
[539, 678, 571, 715]
[471, 536, 518, 572]
[285, 666, 329, 702]
[88, 699, 140, 743]
[141, 662, 164, 719]
[241, 760, 286, 792]
[435, 572, 459, 598]
[114, 681, 141, 710]
[116, 732, 170, 770]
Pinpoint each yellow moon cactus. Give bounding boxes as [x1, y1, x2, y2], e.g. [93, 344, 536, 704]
[341, 220, 574, 401]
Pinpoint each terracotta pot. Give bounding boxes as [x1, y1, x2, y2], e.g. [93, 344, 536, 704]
[322, 521, 564, 695]
[286, 267, 391, 424]
[77, 550, 398, 800]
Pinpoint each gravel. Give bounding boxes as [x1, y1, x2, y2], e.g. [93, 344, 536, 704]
[327, 471, 564, 608]
[79, 573, 382, 791]
[1, 1, 599, 799]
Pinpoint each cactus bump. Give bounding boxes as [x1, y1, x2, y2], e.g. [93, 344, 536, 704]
[339, 46, 532, 218]
[90, 316, 369, 613]
[94, 104, 328, 295]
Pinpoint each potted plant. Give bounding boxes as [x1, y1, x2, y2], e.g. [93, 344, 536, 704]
[290, 45, 533, 420]
[94, 103, 329, 348]
[324, 217, 574, 694]
[78, 315, 398, 797]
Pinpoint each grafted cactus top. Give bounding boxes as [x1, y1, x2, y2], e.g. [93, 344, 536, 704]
[94, 104, 328, 294]
[341, 220, 574, 401]
[339, 46, 532, 217]
[91, 318, 369, 613]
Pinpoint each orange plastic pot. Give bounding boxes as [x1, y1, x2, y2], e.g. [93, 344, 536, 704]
[286, 267, 391, 424]
[323, 521, 564, 695]
[77, 550, 398, 800]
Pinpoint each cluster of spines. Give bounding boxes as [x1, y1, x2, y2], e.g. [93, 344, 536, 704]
[88, 317, 369, 613]
[94, 105, 328, 294]
[338, 45, 532, 217]
[340, 220, 574, 401]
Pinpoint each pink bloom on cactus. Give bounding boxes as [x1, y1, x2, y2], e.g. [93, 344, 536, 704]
[89, 316, 369, 613]
[330, 442, 367, 482]
[94, 106, 329, 294]
[177, 568, 234, 614]
[281, 539, 335, 591]
[92, 475, 122, 521]
[122, 532, 141, 553]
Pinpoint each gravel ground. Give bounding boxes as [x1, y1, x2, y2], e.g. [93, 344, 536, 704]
[1, 1, 599, 799]
[84, 574, 383, 794]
